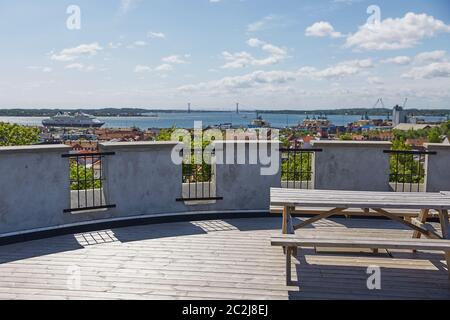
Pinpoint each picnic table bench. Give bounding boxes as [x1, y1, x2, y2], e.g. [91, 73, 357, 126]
[270, 188, 450, 285]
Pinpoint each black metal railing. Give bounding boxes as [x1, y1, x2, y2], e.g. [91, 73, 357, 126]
[62, 152, 116, 212]
[176, 148, 222, 201]
[384, 149, 436, 192]
[281, 148, 322, 189]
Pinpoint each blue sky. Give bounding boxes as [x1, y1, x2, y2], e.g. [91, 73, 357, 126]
[0, 0, 449, 110]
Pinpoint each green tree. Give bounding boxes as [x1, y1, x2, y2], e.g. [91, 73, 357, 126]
[428, 128, 442, 143]
[339, 133, 353, 141]
[156, 127, 177, 141]
[390, 139, 424, 184]
[0, 123, 40, 146]
[281, 151, 313, 183]
[70, 160, 101, 191]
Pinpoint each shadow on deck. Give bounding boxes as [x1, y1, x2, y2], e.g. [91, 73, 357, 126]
[0, 217, 449, 300]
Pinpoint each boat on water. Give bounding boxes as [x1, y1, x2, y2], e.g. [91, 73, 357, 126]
[42, 112, 105, 128]
[249, 112, 271, 128]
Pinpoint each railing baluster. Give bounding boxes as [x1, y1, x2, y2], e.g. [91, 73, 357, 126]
[84, 155, 88, 208]
[100, 155, 103, 206]
[92, 155, 95, 207]
[177, 146, 222, 201]
[299, 151, 304, 189]
[76, 158, 80, 209]
[63, 152, 116, 213]
[383, 149, 436, 193]
[281, 148, 321, 190]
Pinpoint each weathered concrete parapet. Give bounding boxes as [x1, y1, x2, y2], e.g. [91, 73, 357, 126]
[212, 141, 281, 211]
[0, 144, 71, 234]
[99, 141, 183, 217]
[424, 143, 450, 192]
[311, 140, 392, 191]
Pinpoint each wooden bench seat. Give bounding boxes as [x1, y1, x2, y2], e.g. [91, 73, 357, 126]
[270, 206, 434, 219]
[271, 235, 450, 285]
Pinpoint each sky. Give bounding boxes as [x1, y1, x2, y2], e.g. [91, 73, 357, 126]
[0, 0, 450, 110]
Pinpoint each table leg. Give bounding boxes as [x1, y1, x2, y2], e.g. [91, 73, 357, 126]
[286, 206, 295, 235]
[413, 209, 430, 239]
[285, 206, 297, 256]
[286, 247, 292, 286]
[445, 252, 450, 279]
[438, 210, 449, 240]
[282, 206, 287, 235]
[438, 210, 450, 278]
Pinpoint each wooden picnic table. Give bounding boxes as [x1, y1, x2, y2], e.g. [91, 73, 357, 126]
[270, 188, 450, 241]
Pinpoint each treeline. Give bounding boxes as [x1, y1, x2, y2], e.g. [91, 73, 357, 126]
[0, 108, 233, 116]
[260, 108, 450, 117]
[0, 108, 152, 117]
[393, 121, 450, 144]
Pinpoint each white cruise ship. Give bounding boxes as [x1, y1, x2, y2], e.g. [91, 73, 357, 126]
[42, 112, 105, 128]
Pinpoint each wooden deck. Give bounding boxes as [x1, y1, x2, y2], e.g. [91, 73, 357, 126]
[0, 217, 449, 300]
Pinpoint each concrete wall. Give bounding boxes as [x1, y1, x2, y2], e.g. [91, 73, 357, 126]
[0, 145, 71, 234]
[0, 141, 284, 236]
[213, 141, 281, 211]
[4, 140, 450, 237]
[100, 140, 281, 215]
[99, 141, 186, 217]
[425, 143, 450, 192]
[311, 140, 392, 191]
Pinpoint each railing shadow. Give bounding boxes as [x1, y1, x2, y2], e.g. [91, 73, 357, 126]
[288, 248, 450, 300]
[109, 222, 207, 244]
[0, 235, 84, 264]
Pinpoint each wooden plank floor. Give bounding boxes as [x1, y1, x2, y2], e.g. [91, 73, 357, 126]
[0, 217, 449, 300]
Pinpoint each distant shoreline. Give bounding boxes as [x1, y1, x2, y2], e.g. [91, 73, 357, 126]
[1, 108, 450, 117]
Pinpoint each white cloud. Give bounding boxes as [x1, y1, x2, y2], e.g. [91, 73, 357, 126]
[402, 62, 450, 79]
[28, 66, 52, 73]
[179, 59, 373, 94]
[148, 32, 166, 39]
[299, 59, 374, 80]
[65, 63, 95, 72]
[222, 39, 287, 69]
[247, 38, 265, 47]
[381, 51, 447, 66]
[134, 65, 152, 73]
[51, 43, 103, 62]
[155, 64, 173, 72]
[346, 12, 450, 51]
[247, 15, 285, 33]
[64, 63, 95, 72]
[381, 56, 412, 65]
[108, 42, 123, 49]
[162, 55, 188, 64]
[134, 41, 147, 46]
[305, 21, 343, 38]
[120, 0, 138, 13]
[414, 50, 447, 64]
[367, 76, 384, 85]
[178, 70, 297, 93]
[65, 63, 84, 70]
